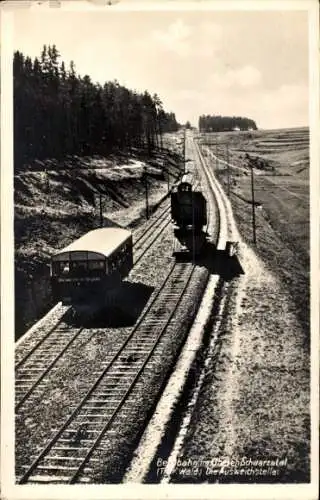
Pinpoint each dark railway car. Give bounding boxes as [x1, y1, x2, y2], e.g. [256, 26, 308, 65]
[51, 227, 133, 309]
[171, 181, 207, 229]
[171, 180, 208, 257]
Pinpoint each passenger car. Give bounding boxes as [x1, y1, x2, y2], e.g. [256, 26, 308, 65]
[51, 227, 133, 306]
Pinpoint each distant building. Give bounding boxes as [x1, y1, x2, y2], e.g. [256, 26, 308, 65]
[233, 126, 241, 131]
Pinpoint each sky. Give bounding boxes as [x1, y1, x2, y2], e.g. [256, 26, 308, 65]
[13, 5, 309, 129]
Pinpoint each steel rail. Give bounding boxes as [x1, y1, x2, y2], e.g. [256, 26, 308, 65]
[69, 264, 195, 483]
[134, 218, 171, 265]
[15, 327, 84, 411]
[133, 203, 170, 248]
[15, 312, 71, 370]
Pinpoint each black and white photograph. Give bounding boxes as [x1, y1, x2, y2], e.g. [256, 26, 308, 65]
[1, 0, 319, 498]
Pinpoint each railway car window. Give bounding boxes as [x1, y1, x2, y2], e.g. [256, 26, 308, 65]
[70, 261, 87, 273]
[88, 261, 104, 270]
[56, 262, 69, 274]
[51, 262, 61, 275]
[62, 263, 69, 274]
[179, 183, 192, 192]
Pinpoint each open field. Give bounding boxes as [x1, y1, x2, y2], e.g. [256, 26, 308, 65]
[200, 127, 310, 335]
[201, 126, 309, 176]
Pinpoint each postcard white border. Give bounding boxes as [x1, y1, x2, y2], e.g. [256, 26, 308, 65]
[1, 1, 319, 499]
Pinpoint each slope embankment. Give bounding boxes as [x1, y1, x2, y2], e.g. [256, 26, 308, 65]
[15, 149, 181, 339]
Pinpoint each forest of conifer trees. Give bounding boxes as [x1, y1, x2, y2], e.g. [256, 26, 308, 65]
[198, 114, 257, 132]
[13, 45, 181, 170]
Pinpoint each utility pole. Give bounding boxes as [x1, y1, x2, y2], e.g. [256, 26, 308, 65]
[167, 171, 170, 192]
[250, 163, 257, 244]
[183, 129, 186, 173]
[215, 139, 218, 169]
[226, 144, 231, 196]
[44, 169, 49, 193]
[144, 168, 149, 219]
[192, 190, 196, 264]
[99, 193, 103, 228]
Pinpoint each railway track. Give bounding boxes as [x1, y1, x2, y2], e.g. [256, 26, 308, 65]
[15, 320, 83, 411]
[16, 134, 222, 485]
[15, 304, 70, 366]
[15, 201, 172, 407]
[123, 133, 226, 484]
[18, 261, 195, 484]
[133, 203, 171, 265]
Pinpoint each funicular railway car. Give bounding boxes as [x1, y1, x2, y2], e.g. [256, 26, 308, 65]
[171, 178, 207, 257]
[51, 227, 133, 313]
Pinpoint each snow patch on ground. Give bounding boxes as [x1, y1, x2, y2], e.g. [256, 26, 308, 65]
[111, 160, 146, 170]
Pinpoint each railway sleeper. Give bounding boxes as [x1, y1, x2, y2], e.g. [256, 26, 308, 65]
[44, 456, 85, 462]
[21, 362, 54, 369]
[97, 382, 128, 389]
[96, 387, 131, 394]
[17, 367, 44, 372]
[34, 465, 81, 471]
[15, 385, 33, 391]
[123, 344, 157, 350]
[46, 455, 100, 463]
[16, 378, 38, 383]
[99, 376, 135, 383]
[83, 397, 121, 403]
[28, 357, 57, 364]
[51, 427, 99, 434]
[54, 438, 94, 444]
[133, 329, 164, 337]
[138, 322, 168, 330]
[84, 391, 121, 397]
[65, 428, 102, 434]
[77, 414, 114, 420]
[89, 378, 119, 391]
[106, 369, 140, 375]
[80, 403, 119, 408]
[106, 368, 136, 374]
[81, 395, 118, 401]
[82, 400, 121, 408]
[28, 475, 76, 483]
[119, 347, 149, 358]
[53, 446, 90, 451]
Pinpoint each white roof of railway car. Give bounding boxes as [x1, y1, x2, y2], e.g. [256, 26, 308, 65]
[52, 227, 132, 261]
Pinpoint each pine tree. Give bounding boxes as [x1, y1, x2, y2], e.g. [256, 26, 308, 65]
[13, 46, 182, 168]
